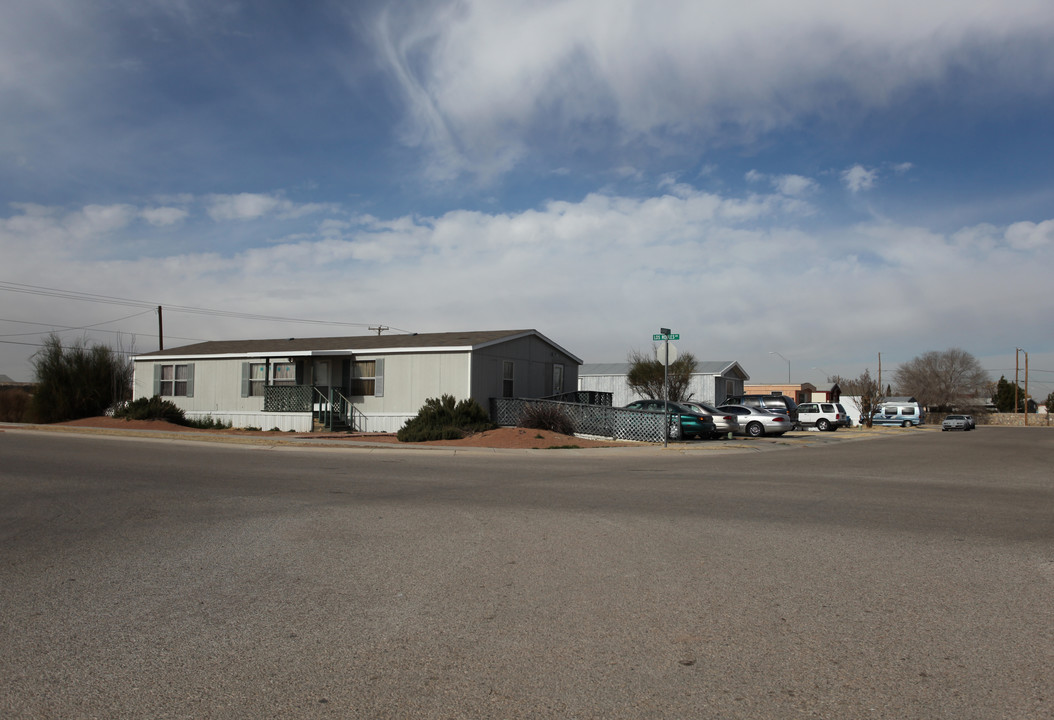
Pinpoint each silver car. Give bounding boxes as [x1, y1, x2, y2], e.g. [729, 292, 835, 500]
[682, 401, 741, 437]
[717, 404, 792, 437]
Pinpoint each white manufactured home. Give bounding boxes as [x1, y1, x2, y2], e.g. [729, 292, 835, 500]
[577, 361, 749, 407]
[132, 329, 581, 432]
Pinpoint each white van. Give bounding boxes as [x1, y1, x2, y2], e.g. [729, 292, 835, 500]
[870, 403, 924, 427]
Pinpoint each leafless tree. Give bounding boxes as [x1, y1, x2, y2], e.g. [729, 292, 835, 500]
[892, 348, 991, 411]
[830, 369, 884, 427]
[626, 348, 698, 402]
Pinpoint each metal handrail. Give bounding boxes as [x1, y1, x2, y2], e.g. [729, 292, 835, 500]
[313, 386, 354, 431]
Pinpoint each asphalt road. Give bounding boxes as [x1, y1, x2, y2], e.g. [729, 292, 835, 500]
[1, 427, 1051, 719]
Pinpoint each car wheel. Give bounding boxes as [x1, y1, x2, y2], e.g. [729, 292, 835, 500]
[817, 418, 830, 431]
[746, 422, 764, 437]
[669, 424, 681, 440]
[902, 420, 911, 428]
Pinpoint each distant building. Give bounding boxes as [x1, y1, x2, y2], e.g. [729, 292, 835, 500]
[578, 361, 749, 407]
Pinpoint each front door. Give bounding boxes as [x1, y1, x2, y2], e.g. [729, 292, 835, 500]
[313, 359, 330, 390]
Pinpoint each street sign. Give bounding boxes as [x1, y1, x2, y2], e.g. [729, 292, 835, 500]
[653, 333, 681, 341]
[656, 343, 679, 363]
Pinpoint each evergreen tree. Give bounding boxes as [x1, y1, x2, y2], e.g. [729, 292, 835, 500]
[991, 375, 1027, 412]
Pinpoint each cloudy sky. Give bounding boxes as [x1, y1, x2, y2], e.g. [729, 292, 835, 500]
[2, 0, 1053, 397]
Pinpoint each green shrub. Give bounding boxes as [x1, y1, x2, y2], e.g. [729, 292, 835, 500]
[184, 415, 233, 430]
[113, 396, 186, 424]
[518, 403, 575, 435]
[397, 395, 495, 442]
[31, 334, 132, 423]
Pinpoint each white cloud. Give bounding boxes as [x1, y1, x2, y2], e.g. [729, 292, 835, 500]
[141, 207, 189, 226]
[4, 191, 1052, 385]
[374, 0, 1054, 181]
[774, 174, 818, 197]
[1005, 219, 1054, 249]
[204, 193, 332, 222]
[206, 193, 287, 221]
[842, 165, 877, 193]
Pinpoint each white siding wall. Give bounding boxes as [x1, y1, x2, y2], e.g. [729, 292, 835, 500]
[354, 352, 471, 431]
[133, 358, 264, 413]
[578, 373, 725, 407]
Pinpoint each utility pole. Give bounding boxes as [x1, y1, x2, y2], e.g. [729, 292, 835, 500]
[1025, 350, 1029, 426]
[158, 305, 164, 351]
[369, 325, 389, 336]
[1015, 348, 1020, 419]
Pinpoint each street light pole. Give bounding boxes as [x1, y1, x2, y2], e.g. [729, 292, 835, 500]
[770, 351, 790, 384]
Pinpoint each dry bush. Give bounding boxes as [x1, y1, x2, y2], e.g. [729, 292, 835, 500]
[518, 403, 575, 435]
[0, 388, 32, 422]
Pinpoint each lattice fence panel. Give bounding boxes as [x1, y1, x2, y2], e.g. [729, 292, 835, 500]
[264, 385, 313, 412]
[491, 398, 676, 442]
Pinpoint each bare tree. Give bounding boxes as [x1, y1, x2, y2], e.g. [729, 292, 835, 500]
[831, 369, 884, 427]
[626, 348, 698, 402]
[893, 348, 990, 411]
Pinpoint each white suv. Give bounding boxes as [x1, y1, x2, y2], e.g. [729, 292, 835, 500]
[797, 402, 850, 431]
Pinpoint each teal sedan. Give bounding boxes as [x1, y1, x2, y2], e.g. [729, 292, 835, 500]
[624, 400, 718, 440]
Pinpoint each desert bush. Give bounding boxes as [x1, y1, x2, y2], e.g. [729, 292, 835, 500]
[397, 395, 495, 442]
[518, 403, 575, 435]
[31, 334, 133, 423]
[113, 396, 186, 424]
[0, 387, 32, 422]
[184, 415, 232, 430]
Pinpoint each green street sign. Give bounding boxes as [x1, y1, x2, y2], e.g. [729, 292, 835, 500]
[653, 333, 681, 341]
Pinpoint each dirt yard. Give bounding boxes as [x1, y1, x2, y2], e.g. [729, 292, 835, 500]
[53, 417, 628, 449]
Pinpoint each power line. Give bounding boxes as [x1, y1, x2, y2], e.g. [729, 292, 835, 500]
[0, 310, 156, 338]
[0, 280, 412, 332]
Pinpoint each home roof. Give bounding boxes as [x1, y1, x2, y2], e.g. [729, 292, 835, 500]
[134, 329, 582, 363]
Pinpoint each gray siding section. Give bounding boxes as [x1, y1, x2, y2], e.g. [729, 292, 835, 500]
[470, 335, 579, 403]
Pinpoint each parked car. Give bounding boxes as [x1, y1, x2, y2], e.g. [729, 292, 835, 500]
[724, 394, 799, 423]
[623, 400, 717, 440]
[681, 401, 741, 438]
[717, 404, 792, 437]
[797, 402, 851, 431]
[942, 415, 972, 431]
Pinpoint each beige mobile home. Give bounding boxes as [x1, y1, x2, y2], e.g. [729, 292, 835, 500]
[132, 329, 581, 432]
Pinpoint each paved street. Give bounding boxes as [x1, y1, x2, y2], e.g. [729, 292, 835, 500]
[1, 427, 1051, 719]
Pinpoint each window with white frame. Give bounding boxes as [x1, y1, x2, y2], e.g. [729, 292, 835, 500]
[156, 363, 193, 397]
[248, 363, 267, 396]
[503, 360, 514, 398]
[272, 362, 296, 386]
[351, 359, 384, 396]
